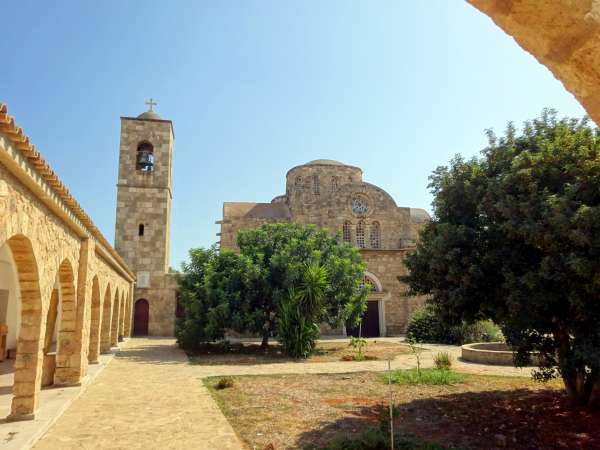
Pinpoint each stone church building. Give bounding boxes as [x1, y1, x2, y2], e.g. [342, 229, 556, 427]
[219, 159, 430, 336]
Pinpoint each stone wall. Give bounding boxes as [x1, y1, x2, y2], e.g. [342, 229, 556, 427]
[0, 104, 134, 420]
[468, 0, 600, 125]
[134, 272, 178, 336]
[360, 250, 427, 335]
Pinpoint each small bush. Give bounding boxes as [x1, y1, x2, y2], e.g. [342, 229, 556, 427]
[215, 377, 235, 390]
[433, 351, 452, 370]
[215, 339, 233, 353]
[406, 306, 502, 345]
[388, 368, 465, 385]
[349, 336, 368, 361]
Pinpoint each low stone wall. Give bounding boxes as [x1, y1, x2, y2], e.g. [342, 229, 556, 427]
[461, 342, 540, 366]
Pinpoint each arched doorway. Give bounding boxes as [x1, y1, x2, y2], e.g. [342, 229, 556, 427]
[0, 235, 44, 420]
[347, 274, 384, 338]
[133, 299, 149, 336]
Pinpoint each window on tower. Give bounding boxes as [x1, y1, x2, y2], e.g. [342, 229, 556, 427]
[138, 224, 145, 236]
[136, 141, 154, 172]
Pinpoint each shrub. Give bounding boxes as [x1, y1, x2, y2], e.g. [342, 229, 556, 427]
[349, 336, 368, 361]
[433, 352, 452, 370]
[388, 368, 465, 385]
[215, 377, 235, 390]
[215, 339, 233, 353]
[277, 299, 320, 358]
[406, 306, 502, 345]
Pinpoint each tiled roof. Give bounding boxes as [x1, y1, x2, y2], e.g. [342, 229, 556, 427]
[223, 202, 291, 219]
[0, 103, 134, 279]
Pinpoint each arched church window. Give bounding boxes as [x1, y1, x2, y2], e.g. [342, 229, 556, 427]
[313, 175, 320, 195]
[138, 224, 145, 236]
[356, 221, 365, 248]
[331, 176, 339, 192]
[136, 141, 154, 172]
[343, 221, 352, 243]
[360, 275, 379, 292]
[370, 222, 381, 249]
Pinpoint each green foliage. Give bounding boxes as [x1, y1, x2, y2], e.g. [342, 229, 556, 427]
[177, 223, 367, 355]
[403, 110, 600, 405]
[277, 289, 321, 358]
[406, 306, 501, 345]
[433, 352, 452, 371]
[349, 336, 368, 361]
[215, 377, 234, 390]
[388, 368, 465, 385]
[406, 337, 424, 379]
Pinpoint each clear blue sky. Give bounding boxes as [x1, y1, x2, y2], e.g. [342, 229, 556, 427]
[1, 1, 588, 269]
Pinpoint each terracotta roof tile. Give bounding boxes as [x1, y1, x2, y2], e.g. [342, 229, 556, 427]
[0, 103, 134, 279]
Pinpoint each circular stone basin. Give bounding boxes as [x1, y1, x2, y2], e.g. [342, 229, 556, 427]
[461, 342, 539, 366]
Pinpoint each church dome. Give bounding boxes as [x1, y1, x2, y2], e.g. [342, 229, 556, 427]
[305, 159, 345, 166]
[137, 110, 162, 120]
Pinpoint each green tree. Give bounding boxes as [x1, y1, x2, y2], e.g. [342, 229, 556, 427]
[236, 223, 367, 347]
[278, 264, 328, 358]
[404, 110, 600, 406]
[177, 223, 367, 353]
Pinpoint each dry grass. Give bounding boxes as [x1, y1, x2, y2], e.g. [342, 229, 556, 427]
[205, 371, 599, 450]
[188, 340, 410, 365]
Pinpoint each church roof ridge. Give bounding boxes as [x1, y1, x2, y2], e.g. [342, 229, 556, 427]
[0, 102, 134, 280]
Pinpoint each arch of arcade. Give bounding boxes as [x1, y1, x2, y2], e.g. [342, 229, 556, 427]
[0, 103, 135, 421]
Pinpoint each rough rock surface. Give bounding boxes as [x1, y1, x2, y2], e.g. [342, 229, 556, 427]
[469, 0, 600, 125]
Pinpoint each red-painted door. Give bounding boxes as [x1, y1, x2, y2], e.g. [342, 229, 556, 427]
[133, 299, 149, 336]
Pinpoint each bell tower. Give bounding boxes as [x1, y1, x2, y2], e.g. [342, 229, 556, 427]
[114, 100, 176, 336]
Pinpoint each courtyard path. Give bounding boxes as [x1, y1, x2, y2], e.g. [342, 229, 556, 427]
[190, 340, 534, 379]
[33, 338, 243, 450]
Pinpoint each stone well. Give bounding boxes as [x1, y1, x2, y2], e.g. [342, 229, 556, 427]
[461, 342, 539, 366]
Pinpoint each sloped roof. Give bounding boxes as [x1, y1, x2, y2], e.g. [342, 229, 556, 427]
[223, 202, 291, 220]
[0, 103, 134, 279]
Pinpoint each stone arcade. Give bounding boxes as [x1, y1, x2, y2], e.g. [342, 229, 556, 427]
[0, 103, 135, 420]
[218, 160, 430, 336]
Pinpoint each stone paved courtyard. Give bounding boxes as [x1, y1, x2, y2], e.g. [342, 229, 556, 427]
[32, 338, 242, 450]
[25, 337, 534, 450]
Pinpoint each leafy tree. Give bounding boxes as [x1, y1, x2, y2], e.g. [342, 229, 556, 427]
[177, 223, 367, 353]
[236, 223, 367, 347]
[277, 264, 328, 358]
[404, 110, 600, 406]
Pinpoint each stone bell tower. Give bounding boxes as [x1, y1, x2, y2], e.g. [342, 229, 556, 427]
[114, 99, 177, 336]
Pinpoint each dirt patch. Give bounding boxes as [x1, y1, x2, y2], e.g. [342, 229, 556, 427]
[188, 340, 410, 365]
[206, 371, 600, 450]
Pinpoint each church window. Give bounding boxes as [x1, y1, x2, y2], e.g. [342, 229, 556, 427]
[356, 221, 365, 248]
[360, 275, 379, 292]
[138, 224, 145, 236]
[370, 222, 381, 248]
[343, 221, 352, 243]
[295, 176, 303, 190]
[136, 141, 154, 172]
[331, 176, 339, 192]
[313, 175, 320, 195]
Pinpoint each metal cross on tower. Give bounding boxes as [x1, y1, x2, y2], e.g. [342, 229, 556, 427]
[145, 98, 157, 112]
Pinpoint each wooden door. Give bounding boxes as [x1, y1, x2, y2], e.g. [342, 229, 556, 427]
[346, 300, 380, 338]
[133, 299, 149, 336]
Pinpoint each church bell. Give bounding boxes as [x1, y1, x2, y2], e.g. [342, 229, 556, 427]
[137, 151, 154, 170]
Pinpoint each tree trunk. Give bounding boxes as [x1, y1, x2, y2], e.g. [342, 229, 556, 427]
[261, 329, 269, 348]
[554, 327, 598, 407]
